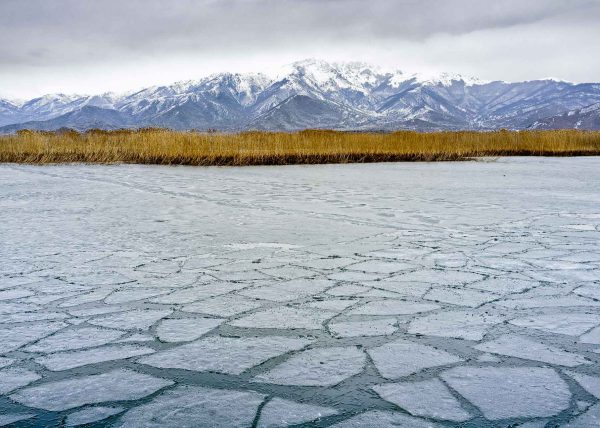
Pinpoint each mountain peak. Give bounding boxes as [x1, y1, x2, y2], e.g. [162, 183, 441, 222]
[1, 60, 599, 132]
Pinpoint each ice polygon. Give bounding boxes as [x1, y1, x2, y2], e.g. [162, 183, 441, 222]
[213, 270, 273, 282]
[182, 294, 262, 317]
[565, 371, 600, 398]
[24, 326, 124, 353]
[301, 257, 356, 270]
[10, 369, 173, 411]
[424, 287, 499, 307]
[114, 333, 155, 343]
[373, 379, 471, 422]
[104, 288, 169, 304]
[468, 277, 536, 294]
[348, 300, 439, 316]
[574, 284, 600, 300]
[66, 406, 124, 426]
[362, 288, 404, 298]
[0, 321, 67, 352]
[35, 344, 155, 371]
[115, 386, 265, 428]
[0, 368, 40, 394]
[257, 398, 338, 427]
[136, 259, 180, 274]
[326, 284, 370, 296]
[239, 279, 332, 302]
[259, 265, 316, 279]
[0, 357, 14, 368]
[228, 307, 335, 330]
[0, 288, 34, 300]
[393, 270, 483, 286]
[254, 346, 365, 386]
[510, 313, 600, 336]
[156, 317, 224, 342]
[331, 410, 444, 427]
[136, 272, 199, 288]
[68, 305, 129, 317]
[151, 282, 247, 304]
[0, 311, 68, 323]
[0, 414, 36, 426]
[580, 326, 600, 344]
[139, 336, 311, 375]
[328, 318, 397, 337]
[347, 260, 413, 274]
[89, 309, 171, 330]
[0, 301, 40, 314]
[368, 340, 462, 379]
[475, 334, 589, 367]
[304, 299, 356, 312]
[497, 295, 600, 309]
[408, 310, 504, 340]
[563, 403, 600, 427]
[328, 271, 382, 282]
[441, 366, 571, 419]
[25, 279, 89, 294]
[367, 280, 432, 298]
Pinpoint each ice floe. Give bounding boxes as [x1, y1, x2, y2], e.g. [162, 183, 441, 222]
[441, 366, 571, 419]
[11, 369, 172, 411]
[254, 346, 365, 386]
[140, 336, 311, 375]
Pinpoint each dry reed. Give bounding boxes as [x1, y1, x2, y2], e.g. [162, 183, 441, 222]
[1, 129, 600, 166]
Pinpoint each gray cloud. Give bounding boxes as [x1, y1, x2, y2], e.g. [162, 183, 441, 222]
[1, 0, 599, 97]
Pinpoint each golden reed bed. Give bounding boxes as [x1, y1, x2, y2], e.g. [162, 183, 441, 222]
[1, 129, 600, 166]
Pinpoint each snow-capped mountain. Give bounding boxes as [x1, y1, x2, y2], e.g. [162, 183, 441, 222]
[530, 102, 600, 130]
[2, 59, 600, 132]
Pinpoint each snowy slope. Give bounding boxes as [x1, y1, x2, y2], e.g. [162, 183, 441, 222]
[2, 60, 600, 132]
[530, 102, 600, 130]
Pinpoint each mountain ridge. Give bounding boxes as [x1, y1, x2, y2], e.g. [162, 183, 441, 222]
[2, 59, 600, 132]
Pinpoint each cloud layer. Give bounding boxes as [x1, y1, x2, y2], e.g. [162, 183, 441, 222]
[2, 0, 599, 98]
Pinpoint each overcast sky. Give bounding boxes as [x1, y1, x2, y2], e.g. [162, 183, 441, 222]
[1, 0, 599, 99]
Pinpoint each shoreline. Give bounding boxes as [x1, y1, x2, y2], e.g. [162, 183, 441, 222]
[2, 129, 599, 166]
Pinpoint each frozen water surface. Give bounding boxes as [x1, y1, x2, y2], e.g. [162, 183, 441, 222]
[475, 334, 590, 367]
[0, 357, 14, 369]
[509, 313, 600, 336]
[256, 398, 338, 427]
[139, 336, 312, 375]
[155, 317, 224, 342]
[0, 414, 36, 426]
[328, 318, 397, 337]
[34, 344, 155, 371]
[0, 368, 40, 394]
[373, 379, 471, 422]
[115, 386, 265, 428]
[88, 308, 172, 330]
[0, 321, 68, 353]
[348, 300, 439, 315]
[65, 406, 124, 426]
[440, 366, 571, 419]
[10, 369, 172, 411]
[228, 306, 336, 330]
[331, 410, 444, 427]
[253, 346, 366, 386]
[23, 326, 125, 353]
[1, 158, 599, 426]
[368, 339, 463, 379]
[564, 402, 600, 427]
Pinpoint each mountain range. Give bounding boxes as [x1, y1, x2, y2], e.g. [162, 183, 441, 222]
[1, 59, 600, 133]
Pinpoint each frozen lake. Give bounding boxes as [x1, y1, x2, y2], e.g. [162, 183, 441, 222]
[1, 158, 600, 427]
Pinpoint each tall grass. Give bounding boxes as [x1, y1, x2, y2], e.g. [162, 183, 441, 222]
[1, 129, 599, 166]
